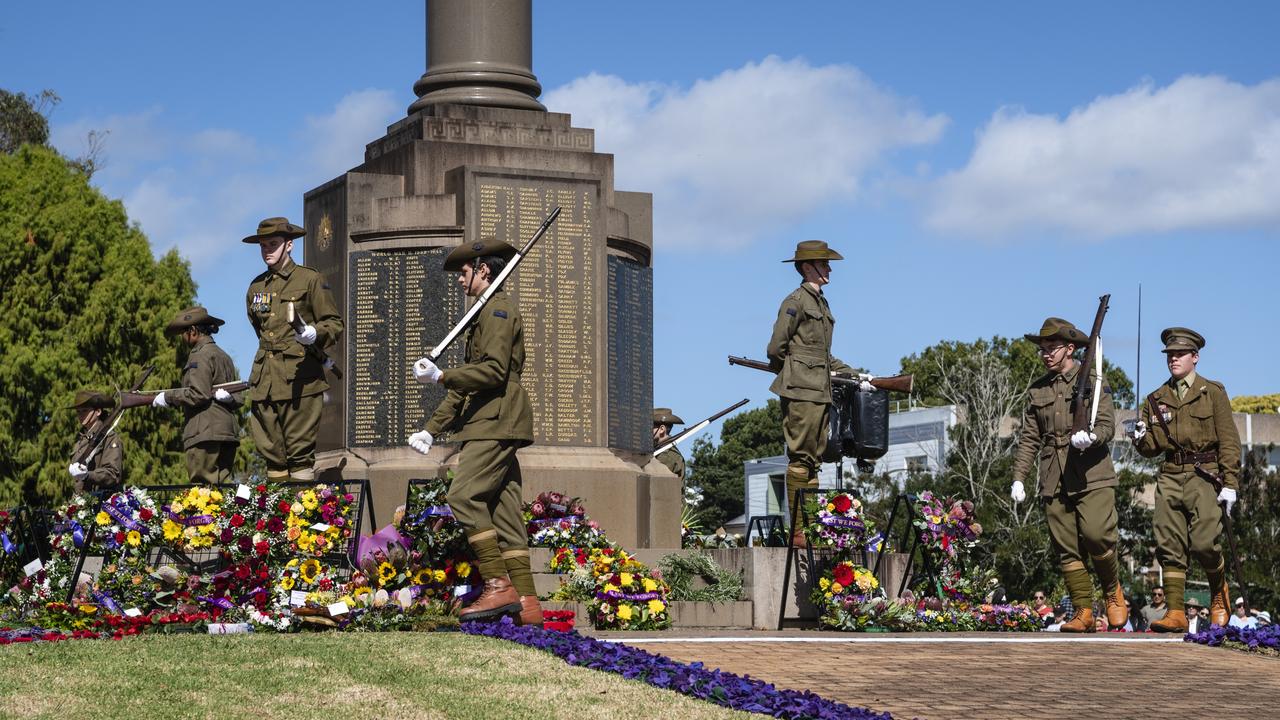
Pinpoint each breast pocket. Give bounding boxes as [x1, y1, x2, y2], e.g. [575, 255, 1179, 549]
[785, 354, 828, 392]
[1188, 404, 1216, 445]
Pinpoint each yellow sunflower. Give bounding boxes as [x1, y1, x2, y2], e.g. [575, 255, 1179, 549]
[94, 511, 111, 526]
[377, 562, 396, 585]
[412, 569, 431, 585]
[125, 530, 141, 547]
[299, 559, 321, 585]
[279, 576, 295, 591]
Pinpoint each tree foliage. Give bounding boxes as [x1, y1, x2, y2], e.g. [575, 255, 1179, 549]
[1231, 394, 1280, 415]
[1237, 446, 1279, 612]
[0, 145, 198, 506]
[687, 400, 784, 530]
[0, 89, 56, 154]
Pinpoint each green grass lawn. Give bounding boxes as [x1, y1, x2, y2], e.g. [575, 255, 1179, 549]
[0, 632, 755, 720]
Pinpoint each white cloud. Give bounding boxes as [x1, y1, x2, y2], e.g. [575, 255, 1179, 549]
[49, 89, 400, 264]
[544, 56, 948, 249]
[927, 74, 1280, 239]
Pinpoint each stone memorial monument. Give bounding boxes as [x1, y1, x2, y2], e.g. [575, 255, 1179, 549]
[305, 0, 680, 548]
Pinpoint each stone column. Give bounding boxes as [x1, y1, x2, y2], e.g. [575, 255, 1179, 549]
[408, 0, 545, 113]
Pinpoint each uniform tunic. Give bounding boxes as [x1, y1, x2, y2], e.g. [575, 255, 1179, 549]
[655, 446, 686, 479]
[426, 291, 532, 552]
[245, 257, 342, 474]
[766, 283, 853, 473]
[166, 335, 242, 483]
[1011, 362, 1119, 566]
[71, 429, 123, 494]
[1134, 372, 1240, 571]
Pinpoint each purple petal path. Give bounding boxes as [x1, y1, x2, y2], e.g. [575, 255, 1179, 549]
[594, 631, 1280, 719]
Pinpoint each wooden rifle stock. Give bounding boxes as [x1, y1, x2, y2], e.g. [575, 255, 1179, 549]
[1071, 294, 1110, 436]
[726, 355, 913, 394]
[120, 380, 249, 407]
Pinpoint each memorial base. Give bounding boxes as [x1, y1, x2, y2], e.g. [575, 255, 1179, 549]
[316, 445, 681, 550]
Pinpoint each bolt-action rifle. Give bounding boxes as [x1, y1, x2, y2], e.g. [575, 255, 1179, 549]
[72, 365, 154, 465]
[653, 398, 750, 457]
[727, 356, 914, 394]
[1071, 294, 1110, 441]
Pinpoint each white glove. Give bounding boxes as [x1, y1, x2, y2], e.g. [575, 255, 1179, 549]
[1010, 480, 1026, 503]
[1129, 420, 1147, 441]
[214, 388, 233, 403]
[413, 358, 443, 384]
[151, 392, 167, 408]
[859, 380, 874, 392]
[1070, 430, 1096, 450]
[1218, 487, 1237, 515]
[68, 462, 89, 479]
[408, 430, 434, 455]
[295, 324, 318, 346]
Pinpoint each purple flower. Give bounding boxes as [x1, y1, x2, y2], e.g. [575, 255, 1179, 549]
[463, 618, 891, 719]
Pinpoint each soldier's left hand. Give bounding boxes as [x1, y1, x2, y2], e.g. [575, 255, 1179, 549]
[151, 392, 167, 408]
[408, 430, 434, 455]
[1217, 487, 1237, 515]
[1069, 430, 1096, 450]
[214, 388, 234, 403]
[68, 462, 89, 479]
[295, 324, 318, 345]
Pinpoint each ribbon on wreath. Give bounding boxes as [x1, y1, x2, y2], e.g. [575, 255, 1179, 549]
[1, 532, 14, 554]
[167, 509, 214, 527]
[529, 515, 582, 528]
[91, 590, 122, 614]
[105, 500, 148, 534]
[198, 595, 236, 610]
[819, 515, 865, 530]
[599, 590, 663, 602]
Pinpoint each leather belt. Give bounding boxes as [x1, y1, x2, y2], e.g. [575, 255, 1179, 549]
[1167, 450, 1217, 465]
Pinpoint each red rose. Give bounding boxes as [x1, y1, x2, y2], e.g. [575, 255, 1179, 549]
[832, 494, 852, 514]
[255, 540, 270, 556]
[255, 519, 266, 531]
[114, 531, 126, 544]
[833, 563, 855, 588]
[235, 565, 251, 579]
[230, 514, 245, 528]
[139, 508, 154, 521]
[256, 484, 267, 493]
[278, 500, 292, 513]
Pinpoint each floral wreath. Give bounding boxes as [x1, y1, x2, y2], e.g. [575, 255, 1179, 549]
[283, 484, 355, 558]
[804, 491, 872, 552]
[162, 487, 222, 553]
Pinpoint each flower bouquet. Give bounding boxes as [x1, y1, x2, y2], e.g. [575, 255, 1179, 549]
[400, 478, 470, 571]
[282, 484, 355, 559]
[804, 491, 872, 552]
[811, 560, 881, 616]
[820, 595, 918, 632]
[218, 482, 288, 561]
[913, 491, 982, 564]
[973, 603, 1040, 632]
[590, 554, 671, 631]
[162, 486, 222, 553]
[524, 490, 610, 549]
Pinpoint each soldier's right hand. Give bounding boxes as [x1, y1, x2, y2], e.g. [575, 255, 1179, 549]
[408, 430, 434, 455]
[68, 462, 89, 479]
[214, 388, 234, 403]
[1010, 480, 1026, 503]
[413, 358, 443, 384]
[1129, 420, 1148, 440]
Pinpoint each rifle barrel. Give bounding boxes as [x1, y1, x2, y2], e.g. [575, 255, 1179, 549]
[654, 398, 750, 456]
[728, 355, 913, 393]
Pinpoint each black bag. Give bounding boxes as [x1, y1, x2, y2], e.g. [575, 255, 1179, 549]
[823, 384, 890, 463]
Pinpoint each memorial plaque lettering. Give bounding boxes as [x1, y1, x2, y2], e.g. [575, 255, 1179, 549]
[607, 255, 652, 454]
[347, 249, 464, 447]
[472, 175, 602, 446]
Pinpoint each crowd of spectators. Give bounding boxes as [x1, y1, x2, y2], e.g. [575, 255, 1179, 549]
[1020, 585, 1272, 633]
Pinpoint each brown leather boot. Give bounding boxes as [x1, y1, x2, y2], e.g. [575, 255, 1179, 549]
[1060, 607, 1096, 633]
[1150, 609, 1188, 633]
[518, 595, 544, 628]
[459, 576, 521, 622]
[1208, 576, 1231, 627]
[1104, 584, 1128, 629]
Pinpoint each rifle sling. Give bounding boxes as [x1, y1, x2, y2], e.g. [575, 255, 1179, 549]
[1146, 394, 1223, 490]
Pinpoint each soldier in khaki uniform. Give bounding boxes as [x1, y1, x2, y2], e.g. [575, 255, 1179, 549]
[1010, 318, 1126, 632]
[409, 238, 537, 625]
[1130, 327, 1240, 632]
[242, 218, 343, 482]
[653, 408, 686, 478]
[766, 241, 859, 546]
[139, 307, 242, 484]
[67, 391, 123, 494]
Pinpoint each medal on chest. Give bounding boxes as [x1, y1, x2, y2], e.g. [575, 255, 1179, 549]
[1156, 403, 1172, 424]
[250, 292, 274, 314]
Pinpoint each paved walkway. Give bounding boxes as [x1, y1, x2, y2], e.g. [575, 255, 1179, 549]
[593, 631, 1280, 719]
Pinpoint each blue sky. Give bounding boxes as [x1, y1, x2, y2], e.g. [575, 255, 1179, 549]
[4, 1, 1278, 446]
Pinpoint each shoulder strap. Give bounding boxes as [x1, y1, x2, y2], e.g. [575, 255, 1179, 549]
[1147, 394, 1185, 453]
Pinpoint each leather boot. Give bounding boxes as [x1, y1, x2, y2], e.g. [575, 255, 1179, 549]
[518, 595, 544, 628]
[1150, 609, 1188, 633]
[1059, 607, 1096, 633]
[459, 576, 521, 622]
[1207, 568, 1231, 627]
[1104, 583, 1128, 629]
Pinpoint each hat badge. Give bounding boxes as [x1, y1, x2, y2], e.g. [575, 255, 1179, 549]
[472, 242, 484, 252]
